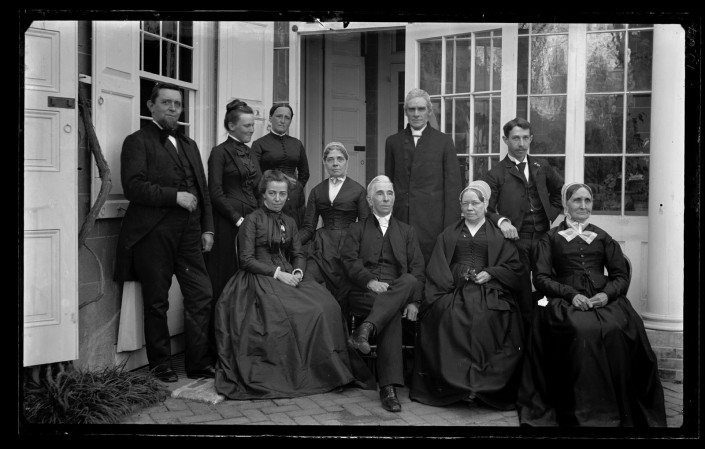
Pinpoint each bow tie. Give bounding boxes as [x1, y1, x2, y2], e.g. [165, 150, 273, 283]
[558, 227, 598, 244]
[411, 130, 423, 137]
[377, 216, 389, 226]
[330, 177, 343, 185]
[162, 128, 178, 138]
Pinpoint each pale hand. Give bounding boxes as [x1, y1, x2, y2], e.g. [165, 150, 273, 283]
[473, 271, 492, 284]
[588, 292, 609, 308]
[499, 220, 519, 240]
[402, 303, 419, 322]
[201, 233, 213, 252]
[177, 191, 198, 212]
[276, 271, 301, 287]
[572, 293, 593, 311]
[367, 280, 389, 293]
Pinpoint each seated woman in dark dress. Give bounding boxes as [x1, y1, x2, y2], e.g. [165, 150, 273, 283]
[517, 182, 666, 427]
[296, 142, 370, 307]
[213, 170, 369, 399]
[409, 180, 526, 410]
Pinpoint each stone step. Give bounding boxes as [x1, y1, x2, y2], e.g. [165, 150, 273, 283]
[645, 329, 683, 348]
[651, 345, 684, 359]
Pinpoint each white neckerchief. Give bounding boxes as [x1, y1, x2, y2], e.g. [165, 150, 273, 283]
[374, 213, 391, 235]
[508, 154, 529, 181]
[464, 217, 485, 237]
[559, 216, 598, 244]
[328, 176, 346, 203]
[155, 120, 178, 151]
[411, 125, 426, 146]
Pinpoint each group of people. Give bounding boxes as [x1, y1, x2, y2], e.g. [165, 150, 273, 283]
[114, 81, 667, 428]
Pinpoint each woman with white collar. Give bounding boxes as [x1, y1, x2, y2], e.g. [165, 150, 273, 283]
[517, 182, 666, 427]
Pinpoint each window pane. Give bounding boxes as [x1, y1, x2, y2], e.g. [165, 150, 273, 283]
[518, 23, 530, 35]
[517, 36, 529, 94]
[585, 94, 624, 154]
[626, 94, 651, 154]
[459, 155, 470, 186]
[179, 46, 192, 83]
[179, 21, 193, 46]
[492, 96, 501, 154]
[471, 155, 499, 182]
[517, 97, 528, 121]
[448, 97, 470, 153]
[529, 96, 566, 155]
[628, 30, 653, 91]
[586, 31, 626, 92]
[395, 29, 405, 52]
[448, 38, 461, 93]
[420, 39, 442, 95]
[162, 41, 177, 78]
[624, 156, 649, 215]
[532, 23, 569, 33]
[475, 35, 491, 92]
[431, 98, 441, 130]
[142, 21, 159, 35]
[585, 156, 622, 214]
[274, 21, 289, 47]
[545, 157, 566, 181]
[140, 78, 153, 117]
[531, 35, 568, 94]
[628, 24, 653, 29]
[143, 34, 159, 74]
[473, 96, 490, 154]
[162, 21, 177, 41]
[273, 49, 289, 102]
[587, 24, 627, 31]
[492, 34, 502, 90]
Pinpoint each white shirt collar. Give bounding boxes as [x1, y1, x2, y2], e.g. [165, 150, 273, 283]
[271, 130, 287, 137]
[329, 176, 346, 184]
[374, 213, 391, 224]
[228, 134, 244, 144]
[410, 125, 426, 137]
[507, 154, 527, 165]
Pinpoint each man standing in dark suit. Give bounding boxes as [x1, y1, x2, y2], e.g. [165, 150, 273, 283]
[114, 82, 216, 382]
[483, 117, 564, 331]
[341, 175, 426, 413]
[385, 88, 463, 264]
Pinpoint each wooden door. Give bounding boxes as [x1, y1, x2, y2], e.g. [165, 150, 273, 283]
[23, 21, 79, 367]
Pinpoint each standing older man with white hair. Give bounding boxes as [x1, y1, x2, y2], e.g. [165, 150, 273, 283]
[385, 88, 463, 264]
[341, 175, 426, 413]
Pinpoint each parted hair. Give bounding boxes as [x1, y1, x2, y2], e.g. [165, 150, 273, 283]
[149, 82, 182, 103]
[258, 169, 296, 195]
[502, 117, 532, 137]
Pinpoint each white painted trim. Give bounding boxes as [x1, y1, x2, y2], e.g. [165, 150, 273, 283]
[293, 21, 407, 35]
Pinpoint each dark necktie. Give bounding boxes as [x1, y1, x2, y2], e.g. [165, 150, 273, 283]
[516, 161, 527, 183]
[163, 129, 179, 154]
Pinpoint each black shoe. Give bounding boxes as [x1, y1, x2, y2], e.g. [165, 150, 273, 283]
[379, 384, 401, 412]
[349, 321, 375, 354]
[186, 365, 216, 379]
[152, 366, 178, 383]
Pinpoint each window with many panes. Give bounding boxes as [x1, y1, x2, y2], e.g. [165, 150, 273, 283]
[419, 30, 503, 187]
[139, 20, 194, 135]
[273, 21, 290, 103]
[516, 23, 568, 181]
[584, 23, 653, 216]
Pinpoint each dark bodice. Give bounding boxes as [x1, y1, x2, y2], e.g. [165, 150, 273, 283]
[450, 224, 489, 285]
[297, 178, 370, 245]
[251, 132, 309, 184]
[534, 221, 630, 302]
[237, 207, 305, 276]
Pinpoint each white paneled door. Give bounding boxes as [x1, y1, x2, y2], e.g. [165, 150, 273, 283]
[23, 21, 79, 367]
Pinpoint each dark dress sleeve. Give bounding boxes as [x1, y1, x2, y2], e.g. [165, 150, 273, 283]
[600, 232, 630, 301]
[296, 140, 310, 187]
[237, 212, 277, 277]
[297, 185, 320, 245]
[533, 230, 581, 302]
[208, 146, 241, 225]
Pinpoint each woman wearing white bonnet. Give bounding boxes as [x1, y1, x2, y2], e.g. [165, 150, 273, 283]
[517, 182, 666, 427]
[410, 179, 526, 410]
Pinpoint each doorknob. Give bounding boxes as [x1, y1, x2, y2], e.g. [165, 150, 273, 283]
[360, 160, 365, 165]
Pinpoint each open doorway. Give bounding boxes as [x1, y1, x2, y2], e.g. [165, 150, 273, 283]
[301, 28, 406, 196]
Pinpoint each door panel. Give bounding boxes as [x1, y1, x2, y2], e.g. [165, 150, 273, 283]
[93, 21, 140, 219]
[324, 34, 366, 187]
[23, 21, 78, 367]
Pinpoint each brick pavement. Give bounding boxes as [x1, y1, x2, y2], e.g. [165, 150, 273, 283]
[118, 353, 686, 435]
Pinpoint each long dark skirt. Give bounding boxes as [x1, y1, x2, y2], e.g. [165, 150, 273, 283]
[214, 270, 373, 399]
[517, 296, 667, 427]
[410, 276, 524, 410]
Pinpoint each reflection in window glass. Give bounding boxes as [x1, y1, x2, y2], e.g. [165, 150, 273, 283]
[517, 34, 529, 94]
[585, 156, 622, 214]
[179, 22, 193, 46]
[528, 96, 566, 155]
[420, 39, 442, 95]
[162, 41, 177, 79]
[143, 34, 160, 75]
[452, 37, 468, 93]
[586, 31, 625, 93]
[474, 96, 490, 154]
[585, 94, 624, 154]
[273, 21, 290, 103]
[587, 24, 626, 31]
[475, 35, 491, 92]
[471, 155, 499, 184]
[179, 46, 192, 83]
[163, 21, 177, 41]
[626, 94, 651, 154]
[530, 35, 568, 94]
[532, 23, 569, 34]
[624, 156, 649, 215]
[142, 21, 159, 35]
[628, 30, 653, 91]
